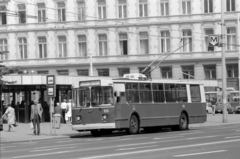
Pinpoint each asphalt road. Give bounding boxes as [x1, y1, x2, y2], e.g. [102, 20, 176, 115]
[1, 124, 240, 159]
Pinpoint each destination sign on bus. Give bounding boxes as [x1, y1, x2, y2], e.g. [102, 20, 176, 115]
[80, 80, 101, 87]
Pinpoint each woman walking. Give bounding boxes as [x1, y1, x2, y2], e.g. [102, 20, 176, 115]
[2, 104, 16, 132]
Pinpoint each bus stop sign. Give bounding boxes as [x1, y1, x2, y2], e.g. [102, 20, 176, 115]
[208, 35, 219, 47]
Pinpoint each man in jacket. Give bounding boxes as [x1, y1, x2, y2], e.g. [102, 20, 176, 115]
[31, 99, 43, 135]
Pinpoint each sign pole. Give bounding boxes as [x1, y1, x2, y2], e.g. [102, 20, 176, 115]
[50, 97, 53, 135]
[221, 0, 228, 123]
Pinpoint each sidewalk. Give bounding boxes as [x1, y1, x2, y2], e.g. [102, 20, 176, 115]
[1, 114, 240, 143]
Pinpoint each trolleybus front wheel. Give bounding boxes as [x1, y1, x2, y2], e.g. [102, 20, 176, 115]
[127, 115, 139, 134]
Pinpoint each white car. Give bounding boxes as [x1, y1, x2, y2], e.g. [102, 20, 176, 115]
[206, 103, 213, 114]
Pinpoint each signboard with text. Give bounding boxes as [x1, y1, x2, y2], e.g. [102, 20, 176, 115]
[208, 35, 219, 47]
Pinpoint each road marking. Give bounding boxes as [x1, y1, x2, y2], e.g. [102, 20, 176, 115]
[173, 150, 227, 157]
[77, 139, 240, 159]
[117, 137, 148, 141]
[86, 139, 103, 142]
[177, 131, 204, 136]
[116, 145, 158, 151]
[117, 142, 157, 147]
[187, 135, 218, 140]
[236, 130, 240, 132]
[225, 136, 240, 139]
[154, 136, 183, 140]
[29, 146, 77, 152]
[12, 151, 70, 158]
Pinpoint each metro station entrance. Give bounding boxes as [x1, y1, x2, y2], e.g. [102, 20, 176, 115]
[0, 85, 72, 123]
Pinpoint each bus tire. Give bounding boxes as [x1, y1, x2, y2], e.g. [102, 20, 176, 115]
[128, 115, 139, 134]
[179, 113, 188, 131]
[91, 130, 102, 137]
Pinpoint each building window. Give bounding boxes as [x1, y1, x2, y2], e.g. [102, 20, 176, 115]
[77, 0, 85, 21]
[118, 68, 130, 77]
[77, 69, 89, 76]
[226, 0, 235, 12]
[227, 64, 238, 78]
[139, 32, 149, 54]
[204, 65, 216, 79]
[160, 31, 170, 53]
[57, 2, 66, 22]
[18, 38, 27, 59]
[139, 0, 148, 17]
[226, 27, 236, 50]
[182, 0, 191, 15]
[0, 6, 7, 25]
[58, 36, 67, 57]
[182, 30, 192, 52]
[0, 39, 8, 60]
[204, 0, 213, 13]
[38, 37, 47, 58]
[78, 35, 87, 57]
[139, 67, 151, 78]
[18, 4, 26, 24]
[98, 34, 107, 56]
[118, 0, 127, 18]
[57, 70, 69, 75]
[119, 33, 128, 55]
[182, 65, 194, 79]
[204, 28, 214, 51]
[161, 67, 172, 79]
[160, 0, 169, 16]
[98, 0, 106, 19]
[37, 70, 49, 74]
[37, 3, 46, 22]
[98, 69, 109, 76]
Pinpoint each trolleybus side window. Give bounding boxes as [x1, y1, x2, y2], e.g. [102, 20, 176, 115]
[165, 84, 177, 102]
[190, 85, 201, 102]
[152, 83, 165, 103]
[176, 84, 188, 102]
[139, 83, 152, 103]
[126, 83, 139, 103]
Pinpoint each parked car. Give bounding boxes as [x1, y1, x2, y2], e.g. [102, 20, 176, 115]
[235, 106, 240, 114]
[206, 103, 213, 114]
[215, 102, 234, 114]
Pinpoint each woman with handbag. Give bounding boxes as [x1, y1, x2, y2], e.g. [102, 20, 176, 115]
[1, 104, 16, 132]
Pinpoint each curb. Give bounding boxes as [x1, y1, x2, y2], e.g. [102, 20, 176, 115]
[189, 122, 240, 128]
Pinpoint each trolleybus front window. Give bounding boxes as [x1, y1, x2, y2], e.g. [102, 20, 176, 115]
[91, 86, 113, 106]
[78, 87, 90, 107]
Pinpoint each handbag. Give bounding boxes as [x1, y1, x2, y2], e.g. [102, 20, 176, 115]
[30, 122, 33, 130]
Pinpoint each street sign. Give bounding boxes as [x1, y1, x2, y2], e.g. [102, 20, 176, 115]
[47, 85, 56, 97]
[47, 75, 55, 85]
[208, 35, 219, 47]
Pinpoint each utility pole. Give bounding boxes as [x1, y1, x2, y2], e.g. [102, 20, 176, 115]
[221, 0, 228, 123]
[89, 52, 93, 76]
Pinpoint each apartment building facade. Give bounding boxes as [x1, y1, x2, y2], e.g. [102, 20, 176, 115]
[0, 0, 240, 90]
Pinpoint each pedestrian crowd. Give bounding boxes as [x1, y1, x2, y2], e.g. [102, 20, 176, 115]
[1, 98, 73, 135]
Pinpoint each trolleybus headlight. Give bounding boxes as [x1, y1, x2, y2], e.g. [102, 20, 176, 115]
[102, 114, 108, 120]
[76, 116, 81, 121]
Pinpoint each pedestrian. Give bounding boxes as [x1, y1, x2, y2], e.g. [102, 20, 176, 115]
[211, 98, 216, 115]
[60, 99, 67, 124]
[54, 102, 62, 115]
[1, 104, 16, 132]
[66, 99, 72, 123]
[30, 99, 43, 135]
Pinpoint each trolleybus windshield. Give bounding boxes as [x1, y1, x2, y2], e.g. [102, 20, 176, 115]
[78, 86, 113, 107]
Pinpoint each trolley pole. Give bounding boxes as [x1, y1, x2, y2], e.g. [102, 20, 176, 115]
[221, 0, 228, 123]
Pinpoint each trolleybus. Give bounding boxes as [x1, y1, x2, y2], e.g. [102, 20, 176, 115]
[72, 74, 206, 136]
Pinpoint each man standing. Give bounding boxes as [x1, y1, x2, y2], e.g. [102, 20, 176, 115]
[211, 98, 216, 116]
[31, 99, 43, 135]
[60, 99, 67, 124]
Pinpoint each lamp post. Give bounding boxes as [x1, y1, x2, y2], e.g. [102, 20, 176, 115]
[221, 0, 228, 123]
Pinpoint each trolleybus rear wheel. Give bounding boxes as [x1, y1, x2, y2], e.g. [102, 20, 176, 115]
[128, 115, 139, 134]
[179, 113, 188, 130]
[91, 130, 102, 137]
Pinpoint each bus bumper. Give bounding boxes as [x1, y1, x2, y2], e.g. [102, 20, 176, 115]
[72, 123, 116, 131]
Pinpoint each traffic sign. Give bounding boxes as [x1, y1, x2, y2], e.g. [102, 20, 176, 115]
[47, 85, 56, 97]
[208, 35, 219, 47]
